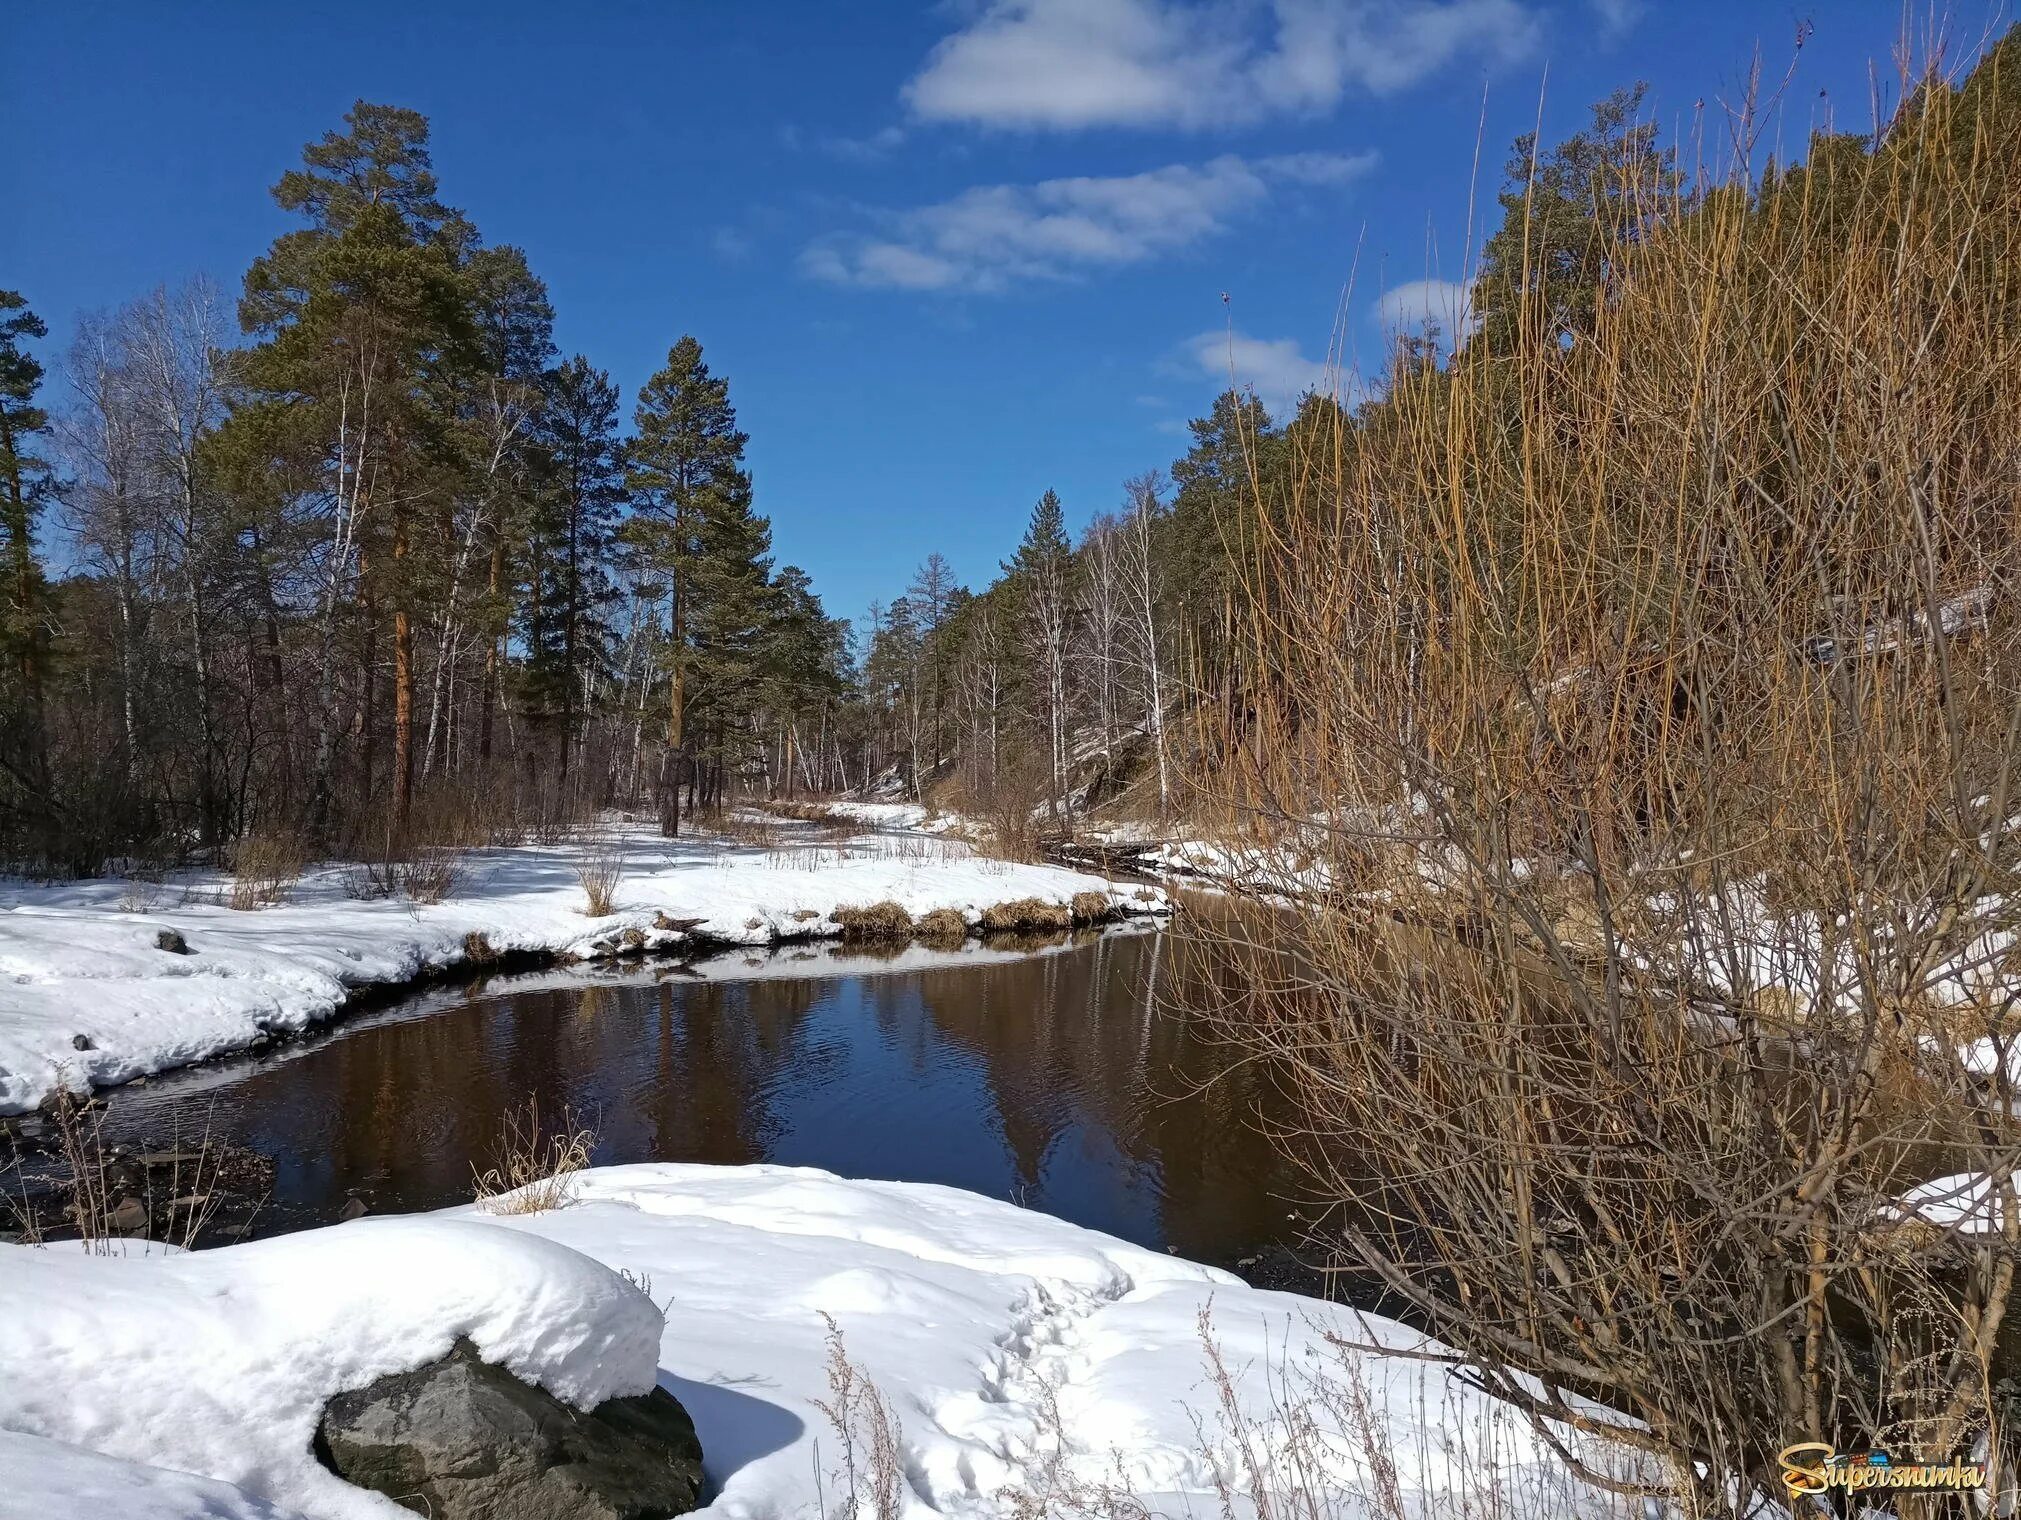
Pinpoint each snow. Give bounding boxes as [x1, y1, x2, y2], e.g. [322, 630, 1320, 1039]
[0, 818, 1166, 1113]
[1885, 1170, 2016, 1234]
[0, 1163, 1641, 1520]
[0, 1215, 664, 1520]
[1, 1431, 308, 1520]
[820, 800, 971, 836]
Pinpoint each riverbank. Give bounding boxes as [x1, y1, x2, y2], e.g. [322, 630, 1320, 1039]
[0, 818, 1167, 1115]
[1, 1161, 1645, 1520]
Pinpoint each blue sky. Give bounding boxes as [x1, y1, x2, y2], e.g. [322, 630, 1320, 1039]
[6, 0, 1986, 629]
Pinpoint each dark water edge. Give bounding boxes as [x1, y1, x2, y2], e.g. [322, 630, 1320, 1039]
[78, 919, 1343, 1295]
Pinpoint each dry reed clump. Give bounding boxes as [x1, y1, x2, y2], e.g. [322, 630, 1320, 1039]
[228, 831, 308, 910]
[471, 1098, 597, 1215]
[979, 898, 1072, 933]
[1183, 33, 2021, 1515]
[1069, 891, 1113, 925]
[832, 901, 914, 940]
[914, 907, 970, 945]
[574, 841, 626, 917]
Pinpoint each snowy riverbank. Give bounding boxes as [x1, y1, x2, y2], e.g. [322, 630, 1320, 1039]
[0, 1162, 1642, 1520]
[0, 820, 1166, 1114]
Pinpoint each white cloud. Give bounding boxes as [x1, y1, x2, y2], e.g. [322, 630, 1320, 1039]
[1372, 278, 1475, 341]
[709, 227, 754, 263]
[903, 0, 1540, 131]
[802, 151, 1373, 293]
[1183, 328, 1335, 415]
[1586, 0, 1640, 40]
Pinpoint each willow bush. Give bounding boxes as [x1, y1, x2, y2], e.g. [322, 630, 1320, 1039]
[1195, 35, 2021, 1515]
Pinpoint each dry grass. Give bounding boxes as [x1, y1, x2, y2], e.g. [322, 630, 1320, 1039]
[471, 1097, 597, 1215]
[979, 897, 1073, 933]
[697, 808, 782, 849]
[574, 841, 626, 917]
[832, 900, 914, 940]
[813, 1311, 1659, 1520]
[914, 907, 969, 945]
[6, 1090, 234, 1253]
[814, 1315, 907, 1520]
[1069, 891, 1113, 924]
[228, 831, 307, 910]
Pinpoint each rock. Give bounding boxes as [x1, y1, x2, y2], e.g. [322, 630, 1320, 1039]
[105, 1196, 148, 1235]
[337, 1196, 369, 1222]
[315, 1338, 703, 1520]
[137, 1150, 205, 1170]
[154, 928, 191, 954]
[71, 1033, 94, 1050]
[652, 912, 704, 933]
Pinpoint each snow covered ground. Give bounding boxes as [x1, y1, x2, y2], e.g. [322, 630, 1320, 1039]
[0, 1163, 1646, 1520]
[0, 820, 1166, 1114]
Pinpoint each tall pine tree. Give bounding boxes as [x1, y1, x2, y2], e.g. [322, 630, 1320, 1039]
[626, 335, 752, 834]
[221, 101, 476, 837]
[527, 355, 626, 783]
[0, 291, 53, 860]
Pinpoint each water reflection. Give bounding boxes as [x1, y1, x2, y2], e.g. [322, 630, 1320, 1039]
[113, 923, 1314, 1278]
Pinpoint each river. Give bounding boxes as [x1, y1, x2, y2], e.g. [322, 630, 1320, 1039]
[98, 914, 1332, 1290]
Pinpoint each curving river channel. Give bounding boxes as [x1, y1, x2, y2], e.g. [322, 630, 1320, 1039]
[100, 912, 1332, 1290]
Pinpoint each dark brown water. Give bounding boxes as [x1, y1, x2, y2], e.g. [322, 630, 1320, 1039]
[106, 920, 1327, 1284]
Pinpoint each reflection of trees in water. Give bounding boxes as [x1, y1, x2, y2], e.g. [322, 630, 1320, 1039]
[256, 969, 827, 1209]
[901, 926, 1304, 1264]
[147, 923, 1311, 1271]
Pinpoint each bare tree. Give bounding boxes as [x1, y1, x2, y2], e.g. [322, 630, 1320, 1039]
[1075, 515, 1125, 799]
[1118, 471, 1170, 816]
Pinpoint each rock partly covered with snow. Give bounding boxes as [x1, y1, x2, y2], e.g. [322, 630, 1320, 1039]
[1, 1163, 1640, 1520]
[0, 819, 1166, 1113]
[315, 1337, 704, 1520]
[0, 1216, 665, 1520]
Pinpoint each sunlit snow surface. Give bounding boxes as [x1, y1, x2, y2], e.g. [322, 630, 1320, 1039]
[0, 1164, 1641, 1520]
[0, 818, 1165, 1113]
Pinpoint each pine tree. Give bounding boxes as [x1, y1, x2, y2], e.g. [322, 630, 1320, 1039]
[1002, 490, 1073, 821]
[0, 290, 54, 858]
[457, 244, 555, 777]
[222, 101, 476, 837]
[526, 356, 625, 783]
[1471, 85, 1677, 353]
[907, 552, 959, 776]
[627, 335, 752, 833]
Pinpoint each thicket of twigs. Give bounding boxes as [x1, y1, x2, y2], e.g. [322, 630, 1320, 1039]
[1192, 32, 2021, 1516]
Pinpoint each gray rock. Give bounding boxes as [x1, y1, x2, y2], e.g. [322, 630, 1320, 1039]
[315, 1338, 703, 1520]
[155, 928, 191, 953]
[105, 1196, 148, 1235]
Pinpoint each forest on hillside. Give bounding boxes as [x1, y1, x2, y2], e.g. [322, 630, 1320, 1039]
[4, 28, 2018, 891]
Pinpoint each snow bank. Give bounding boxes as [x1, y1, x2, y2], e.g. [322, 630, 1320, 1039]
[2, 1430, 310, 1520]
[485, 1164, 1639, 1520]
[0, 1216, 663, 1520]
[0, 1163, 1638, 1520]
[0, 819, 1166, 1112]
